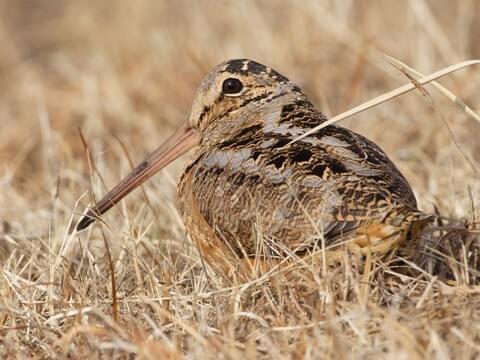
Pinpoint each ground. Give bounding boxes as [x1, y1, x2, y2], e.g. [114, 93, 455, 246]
[1, 1, 480, 358]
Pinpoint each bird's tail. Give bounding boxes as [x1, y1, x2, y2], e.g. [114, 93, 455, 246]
[402, 211, 480, 285]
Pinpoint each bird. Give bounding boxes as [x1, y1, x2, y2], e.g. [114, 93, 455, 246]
[76, 59, 432, 280]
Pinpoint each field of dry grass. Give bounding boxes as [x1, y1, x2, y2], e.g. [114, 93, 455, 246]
[1, 1, 480, 358]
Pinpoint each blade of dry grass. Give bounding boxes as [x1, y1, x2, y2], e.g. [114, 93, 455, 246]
[384, 56, 480, 176]
[384, 55, 480, 123]
[290, 60, 480, 144]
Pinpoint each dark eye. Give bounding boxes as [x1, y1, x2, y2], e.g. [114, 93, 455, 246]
[222, 78, 244, 95]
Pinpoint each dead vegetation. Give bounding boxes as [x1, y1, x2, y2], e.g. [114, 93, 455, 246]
[1, 1, 480, 358]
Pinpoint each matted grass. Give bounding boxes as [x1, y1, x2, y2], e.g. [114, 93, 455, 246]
[1, 1, 480, 358]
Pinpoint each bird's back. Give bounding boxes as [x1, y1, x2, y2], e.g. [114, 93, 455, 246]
[178, 104, 423, 262]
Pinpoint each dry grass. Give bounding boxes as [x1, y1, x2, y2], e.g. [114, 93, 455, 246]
[1, 1, 480, 358]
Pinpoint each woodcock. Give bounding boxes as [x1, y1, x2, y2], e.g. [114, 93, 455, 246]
[77, 59, 431, 278]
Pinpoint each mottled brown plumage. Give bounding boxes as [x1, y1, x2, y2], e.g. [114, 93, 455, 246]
[77, 59, 432, 279]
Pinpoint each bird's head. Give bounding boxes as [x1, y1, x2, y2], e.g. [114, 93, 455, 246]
[75, 59, 309, 231]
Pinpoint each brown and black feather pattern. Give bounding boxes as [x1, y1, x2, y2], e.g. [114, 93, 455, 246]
[176, 59, 431, 276]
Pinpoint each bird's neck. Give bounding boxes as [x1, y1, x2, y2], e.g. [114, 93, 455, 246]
[199, 93, 321, 148]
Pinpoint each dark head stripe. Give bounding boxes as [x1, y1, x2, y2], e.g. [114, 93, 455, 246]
[223, 59, 290, 82]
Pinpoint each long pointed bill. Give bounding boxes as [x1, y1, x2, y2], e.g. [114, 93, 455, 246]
[76, 121, 199, 231]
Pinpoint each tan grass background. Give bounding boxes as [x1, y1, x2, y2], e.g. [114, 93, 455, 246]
[1, 1, 480, 358]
